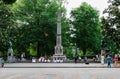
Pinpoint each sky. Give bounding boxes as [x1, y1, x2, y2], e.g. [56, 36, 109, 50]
[65, 0, 109, 18]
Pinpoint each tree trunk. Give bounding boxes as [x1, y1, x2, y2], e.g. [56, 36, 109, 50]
[37, 41, 40, 57]
[83, 48, 86, 56]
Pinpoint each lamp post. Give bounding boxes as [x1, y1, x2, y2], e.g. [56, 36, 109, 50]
[74, 43, 79, 63]
[101, 39, 106, 55]
[75, 43, 78, 56]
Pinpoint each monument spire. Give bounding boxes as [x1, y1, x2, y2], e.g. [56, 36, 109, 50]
[55, 8, 63, 55]
[53, 0, 66, 62]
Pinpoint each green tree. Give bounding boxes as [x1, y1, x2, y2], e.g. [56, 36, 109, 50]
[11, 0, 68, 57]
[101, 0, 120, 53]
[69, 2, 102, 55]
[0, 0, 13, 55]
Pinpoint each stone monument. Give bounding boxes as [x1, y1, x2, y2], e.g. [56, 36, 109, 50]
[53, 2, 66, 62]
[7, 40, 15, 63]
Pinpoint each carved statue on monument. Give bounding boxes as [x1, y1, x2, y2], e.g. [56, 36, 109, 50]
[7, 40, 14, 63]
[55, 46, 63, 55]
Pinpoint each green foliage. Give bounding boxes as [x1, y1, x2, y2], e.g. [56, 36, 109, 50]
[69, 2, 102, 55]
[64, 46, 74, 59]
[101, 0, 120, 53]
[2, 0, 16, 4]
[11, 0, 68, 57]
[29, 43, 37, 56]
[0, 1, 13, 53]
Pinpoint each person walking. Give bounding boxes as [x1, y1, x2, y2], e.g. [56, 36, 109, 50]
[74, 55, 78, 64]
[1, 58, 5, 67]
[107, 55, 112, 68]
[0, 57, 4, 68]
[114, 54, 118, 67]
[0, 57, 2, 67]
[101, 55, 105, 65]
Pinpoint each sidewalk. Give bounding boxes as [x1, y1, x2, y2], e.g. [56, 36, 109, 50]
[1, 65, 120, 79]
[3, 63, 118, 68]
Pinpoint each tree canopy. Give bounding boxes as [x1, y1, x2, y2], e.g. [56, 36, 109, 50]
[11, 0, 68, 57]
[69, 2, 102, 55]
[0, 0, 13, 54]
[101, 0, 120, 53]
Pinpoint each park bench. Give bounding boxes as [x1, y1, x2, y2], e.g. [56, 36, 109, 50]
[116, 61, 120, 67]
[116, 61, 120, 64]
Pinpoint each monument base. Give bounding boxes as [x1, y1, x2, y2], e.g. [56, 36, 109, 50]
[7, 48, 16, 63]
[7, 56, 16, 63]
[53, 54, 66, 63]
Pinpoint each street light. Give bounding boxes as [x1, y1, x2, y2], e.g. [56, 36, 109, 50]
[75, 44, 77, 55]
[101, 39, 106, 55]
[75, 43, 78, 57]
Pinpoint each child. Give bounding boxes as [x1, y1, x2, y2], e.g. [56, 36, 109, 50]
[0, 57, 2, 67]
[1, 58, 5, 67]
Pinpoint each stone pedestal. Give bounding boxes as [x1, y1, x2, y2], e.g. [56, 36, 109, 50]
[7, 48, 15, 63]
[53, 54, 66, 62]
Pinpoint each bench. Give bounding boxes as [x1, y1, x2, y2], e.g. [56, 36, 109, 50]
[116, 61, 120, 64]
[115, 61, 120, 67]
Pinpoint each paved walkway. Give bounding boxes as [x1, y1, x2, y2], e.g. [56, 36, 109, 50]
[0, 66, 120, 79]
[3, 63, 117, 68]
[0, 63, 120, 79]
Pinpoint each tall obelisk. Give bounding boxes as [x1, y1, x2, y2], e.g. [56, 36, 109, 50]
[53, 1, 66, 62]
[55, 9, 63, 55]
